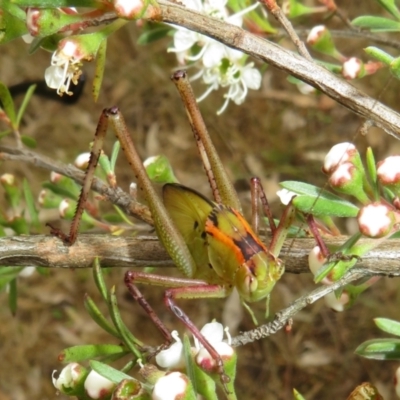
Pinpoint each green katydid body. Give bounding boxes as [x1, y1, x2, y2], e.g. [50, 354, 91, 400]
[163, 183, 284, 303]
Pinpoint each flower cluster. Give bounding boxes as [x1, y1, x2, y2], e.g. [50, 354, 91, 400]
[169, 0, 262, 114]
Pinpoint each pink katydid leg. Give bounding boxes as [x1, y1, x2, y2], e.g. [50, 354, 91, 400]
[250, 176, 296, 258]
[124, 271, 232, 383]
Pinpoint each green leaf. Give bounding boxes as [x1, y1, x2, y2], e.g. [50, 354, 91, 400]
[8, 277, 17, 315]
[0, 82, 16, 126]
[16, 84, 36, 127]
[137, 25, 172, 45]
[352, 16, 400, 31]
[293, 389, 307, 400]
[42, 181, 79, 200]
[374, 318, 400, 337]
[355, 338, 400, 360]
[84, 293, 120, 338]
[110, 140, 121, 172]
[23, 178, 40, 230]
[90, 360, 133, 384]
[376, 0, 400, 20]
[280, 181, 359, 217]
[365, 46, 394, 65]
[93, 258, 108, 302]
[92, 39, 107, 102]
[108, 286, 144, 358]
[59, 344, 127, 363]
[0, 7, 28, 44]
[0, 267, 24, 290]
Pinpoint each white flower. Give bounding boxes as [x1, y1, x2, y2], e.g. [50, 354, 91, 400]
[194, 321, 234, 369]
[277, 188, 296, 205]
[377, 156, 400, 184]
[84, 370, 115, 399]
[52, 363, 83, 392]
[357, 203, 394, 238]
[152, 372, 189, 400]
[44, 40, 83, 96]
[342, 57, 362, 80]
[168, 0, 261, 113]
[155, 331, 185, 369]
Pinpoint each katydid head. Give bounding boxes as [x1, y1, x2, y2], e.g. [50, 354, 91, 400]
[235, 251, 284, 303]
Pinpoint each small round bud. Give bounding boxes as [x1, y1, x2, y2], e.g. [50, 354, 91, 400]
[152, 372, 191, 400]
[113, 0, 145, 18]
[377, 156, 400, 185]
[26, 8, 40, 36]
[342, 57, 363, 79]
[74, 152, 91, 169]
[0, 173, 15, 185]
[324, 291, 349, 312]
[307, 25, 326, 45]
[357, 203, 394, 238]
[84, 370, 115, 399]
[323, 142, 356, 174]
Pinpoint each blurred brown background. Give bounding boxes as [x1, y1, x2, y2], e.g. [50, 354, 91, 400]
[1, 1, 400, 399]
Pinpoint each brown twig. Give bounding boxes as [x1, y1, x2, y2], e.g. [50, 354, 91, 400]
[1, 234, 400, 274]
[0, 144, 153, 225]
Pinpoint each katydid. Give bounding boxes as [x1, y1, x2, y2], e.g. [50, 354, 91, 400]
[51, 70, 296, 384]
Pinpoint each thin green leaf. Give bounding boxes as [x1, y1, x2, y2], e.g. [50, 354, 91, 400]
[20, 135, 37, 148]
[374, 318, 400, 337]
[8, 277, 17, 315]
[0, 82, 16, 126]
[112, 205, 135, 226]
[93, 258, 108, 302]
[0, 130, 12, 140]
[92, 39, 107, 102]
[110, 140, 121, 172]
[108, 286, 144, 359]
[42, 181, 79, 200]
[59, 344, 127, 363]
[365, 147, 379, 200]
[352, 16, 400, 31]
[90, 360, 133, 384]
[293, 389, 307, 400]
[16, 84, 36, 127]
[365, 46, 394, 64]
[0, 268, 23, 290]
[183, 334, 197, 394]
[355, 338, 400, 360]
[84, 293, 120, 338]
[376, 0, 400, 20]
[23, 178, 40, 230]
[137, 25, 172, 45]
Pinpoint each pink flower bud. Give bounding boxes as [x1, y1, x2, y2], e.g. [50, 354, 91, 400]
[377, 156, 400, 185]
[324, 291, 349, 312]
[59, 199, 71, 218]
[357, 203, 394, 238]
[50, 171, 63, 183]
[26, 8, 40, 36]
[113, 0, 145, 18]
[307, 25, 326, 45]
[74, 152, 91, 169]
[84, 370, 115, 399]
[0, 173, 15, 185]
[342, 57, 363, 79]
[323, 142, 356, 174]
[328, 162, 354, 187]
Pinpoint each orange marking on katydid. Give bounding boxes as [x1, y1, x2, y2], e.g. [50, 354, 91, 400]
[205, 205, 268, 269]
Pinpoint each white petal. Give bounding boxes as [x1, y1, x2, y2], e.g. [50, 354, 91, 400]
[155, 341, 184, 368]
[202, 42, 226, 68]
[44, 66, 65, 89]
[242, 67, 262, 90]
[84, 371, 114, 399]
[200, 321, 224, 343]
[152, 372, 188, 400]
